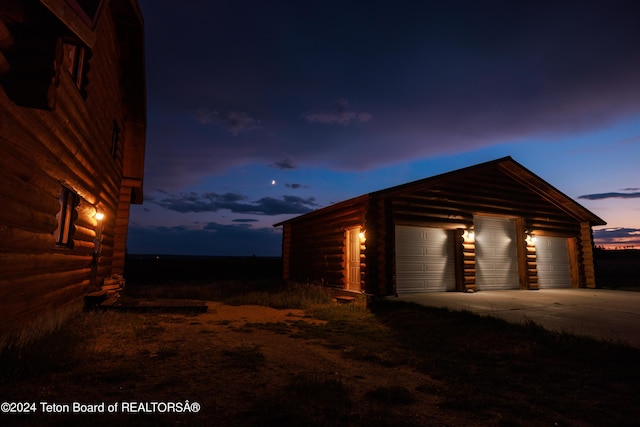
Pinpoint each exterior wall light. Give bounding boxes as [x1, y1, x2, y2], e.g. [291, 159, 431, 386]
[359, 231, 366, 243]
[462, 230, 475, 242]
[95, 206, 105, 221]
[94, 208, 104, 254]
[525, 232, 537, 245]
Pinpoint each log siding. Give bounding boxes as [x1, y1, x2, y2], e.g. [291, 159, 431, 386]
[0, 0, 145, 348]
[286, 199, 367, 287]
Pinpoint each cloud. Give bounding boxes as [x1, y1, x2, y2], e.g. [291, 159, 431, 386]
[127, 222, 282, 256]
[149, 191, 318, 215]
[149, 192, 246, 213]
[196, 108, 261, 135]
[232, 218, 259, 223]
[286, 183, 306, 189]
[578, 192, 640, 200]
[593, 227, 640, 248]
[595, 228, 640, 238]
[301, 99, 372, 126]
[141, 0, 640, 186]
[272, 158, 297, 170]
[254, 195, 318, 215]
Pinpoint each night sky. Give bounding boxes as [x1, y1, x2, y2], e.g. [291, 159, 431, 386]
[127, 0, 640, 256]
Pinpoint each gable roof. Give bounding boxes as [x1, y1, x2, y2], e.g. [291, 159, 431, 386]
[275, 157, 606, 227]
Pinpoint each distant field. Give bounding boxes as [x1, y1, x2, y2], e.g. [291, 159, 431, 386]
[594, 249, 640, 290]
[124, 255, 282, 285]
[124, 249, 639, 290]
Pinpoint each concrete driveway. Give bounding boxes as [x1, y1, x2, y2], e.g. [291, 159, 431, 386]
[393, 289, 640, 348]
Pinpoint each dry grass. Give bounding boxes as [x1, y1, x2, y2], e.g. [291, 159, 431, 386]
[1, 282, 639, 427]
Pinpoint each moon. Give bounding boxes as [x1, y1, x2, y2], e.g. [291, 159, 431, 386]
[271, 179, 276, 185]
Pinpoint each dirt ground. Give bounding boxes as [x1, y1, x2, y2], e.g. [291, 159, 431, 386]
[1, 301, 492, 427]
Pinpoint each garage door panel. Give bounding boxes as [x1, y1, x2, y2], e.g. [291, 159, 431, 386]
[536, 236, 571, 288]
[398, 279, 429, 292]
[397, 246, 426, 256]
[397, 261, 427, 273]
[425, 260, 453, 273]
[426, 246, 450, 257]
[398, 260, 452, 272]
[475, 216, 519, 290]
[395, 226, 455, 293]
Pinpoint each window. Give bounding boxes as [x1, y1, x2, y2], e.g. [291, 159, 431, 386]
[54, 186, 80, 248]
[63, 42, 91, 95]
[111, 120, 120, 159]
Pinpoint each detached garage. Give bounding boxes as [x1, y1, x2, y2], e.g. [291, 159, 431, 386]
[275, 157, 606, 296]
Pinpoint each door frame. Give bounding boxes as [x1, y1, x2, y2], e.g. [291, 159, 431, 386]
[345, 226, 362, 291]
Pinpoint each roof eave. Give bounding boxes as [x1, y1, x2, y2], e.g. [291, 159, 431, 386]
[497, 159, 607, 226]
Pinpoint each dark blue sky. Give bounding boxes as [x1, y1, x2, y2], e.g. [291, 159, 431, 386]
[128, 0, 640, 255]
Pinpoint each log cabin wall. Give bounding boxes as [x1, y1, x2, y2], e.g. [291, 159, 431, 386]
[525, 238, 539, 290]
[363, 196, 394, 295]
[460, 229, 477, 291]
[0, 0, 145, 349]
[281, 223, 292, 280]
[285, 198, 367, 288]
[579, 222, 597, 288]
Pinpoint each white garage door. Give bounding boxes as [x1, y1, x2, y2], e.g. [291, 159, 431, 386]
[535, 236, 572, 288]
[475, 216, 520, 290]
[395, 226, 456, 293]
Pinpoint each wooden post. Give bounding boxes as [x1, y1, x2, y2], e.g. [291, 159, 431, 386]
[453, 229, 464, 291]
[462, 228, 476, 292]
[515, 218, 529, 289]
[568, 238, 580, 288]
[580, 222, 597, 288]
[526, 241, 538, 290]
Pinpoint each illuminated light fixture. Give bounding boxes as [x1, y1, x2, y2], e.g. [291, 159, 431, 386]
[94, 208, 104, 254]
[462, 230, 475, 242]
[359, 231, 366, 243]
[526, 233, 537, 245]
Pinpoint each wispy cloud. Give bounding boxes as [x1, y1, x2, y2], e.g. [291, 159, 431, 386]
[196, 108, 261, 135]
[593, 227, 640, 248]
[272, 158, 297, 170]
[149, 191, 318, 215]
[620, 135, 640, 145]
[301, 99, 372, 126]
[286, 183, 307, 189]
[578, 191, 640, 200]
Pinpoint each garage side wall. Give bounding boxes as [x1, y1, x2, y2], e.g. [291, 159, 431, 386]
[285, 201, 367, 288]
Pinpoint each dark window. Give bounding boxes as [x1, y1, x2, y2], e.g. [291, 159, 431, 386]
[54, 186, 79, 248]
[63, 42, 90, 92]
[111, 121, 120, 159]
